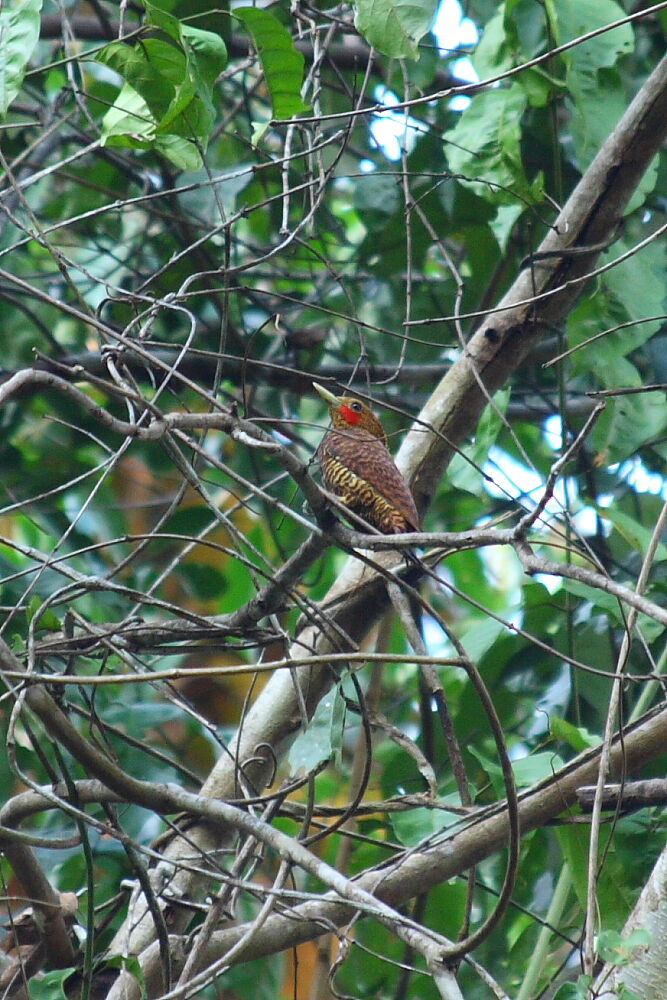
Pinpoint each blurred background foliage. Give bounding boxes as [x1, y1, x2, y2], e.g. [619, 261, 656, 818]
[1, 0, 667, 997]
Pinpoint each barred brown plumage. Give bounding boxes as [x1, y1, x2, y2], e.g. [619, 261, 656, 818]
[313, 383, 420, 535]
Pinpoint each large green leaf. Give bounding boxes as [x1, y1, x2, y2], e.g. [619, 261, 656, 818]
[561, 578, 664, 643]
[28, 968, 76, 1000]
[557, 823, 636, 932]
[288, 686, 345, 772]
[602, 506, 667, 565]
[390, 799, 462, 846]
[603, 237, 666, 343]
[593, 384, 667, 467]
[444, 85, 542, 205]
[234, 7, 309, 120]
[355, 0, 438, 59]
[95, 0, 227, 168]
[473, 9, 511, 79]
[0, 0, 42, 116]
[449, 387, 510, 493]
[512, 750, 564, 787]
[475, 3, 560, 106]
[553, 0, 634, 167]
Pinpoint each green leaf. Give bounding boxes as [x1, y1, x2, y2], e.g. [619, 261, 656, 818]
[26, 596, 61, 632]
[489, 202, 523, 250]
[95, 2, 227, 168]
[449, 387, 510, 493]
[552, 977, 591, 1000]
[597, 928, 651, 967]
[460, 617, 507, 661]
[354, 172, 401, 219]
[250, 119, 270, 146]
[468, 744, 504, 796]
[390, 799, 461, 846]
[512, 750, 564, 787]
[554, 0, 634, 80]
[554, 0, 634, 167]
[234, 7, 309, 120]
[592, 387, 667, 466]
[560, 577, 664, 643]
[474, 4, 561, 107]
[604, 238, 666, 342]
[97, 37, 185, 122]
[557, 824, 635, 929]
[180, 563, 226, 600]
[105, 955, 147, 998]
[568, 69, 627, 171]
[602, 506, 667, 564]
[154, 134, 203, 170]
[99, 81, 156, 142]
[183, 24, 228, 109]
[0, 0, 42, 117]
[550, 716, 600, 752]
[473, 10, 512, 79]
[566, 275, 667, 461]
[566, 233, 666, 379]
[288, 687, 345, 773]
[144, 3, 226, 126]
[444, 86, 542, 205]
[28, 968, 75, 1000]
[354, 0, 438, 59]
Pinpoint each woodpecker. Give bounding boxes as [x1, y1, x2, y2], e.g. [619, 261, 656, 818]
[313, 382, 420, 535]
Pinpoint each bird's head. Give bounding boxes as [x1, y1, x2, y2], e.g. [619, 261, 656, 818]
[313, 382, 387, 444]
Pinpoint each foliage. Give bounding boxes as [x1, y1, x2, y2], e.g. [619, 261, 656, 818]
[0, 1, 666, 999]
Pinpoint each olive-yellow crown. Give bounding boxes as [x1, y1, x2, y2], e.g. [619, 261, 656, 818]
[312, 383, 387, 445]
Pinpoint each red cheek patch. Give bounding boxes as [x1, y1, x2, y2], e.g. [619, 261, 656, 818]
[339, 404, 362, 425]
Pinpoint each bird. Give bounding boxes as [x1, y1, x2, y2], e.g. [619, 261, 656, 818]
[313, 382, 420, 535]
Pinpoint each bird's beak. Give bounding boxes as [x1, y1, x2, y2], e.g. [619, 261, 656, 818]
[312, 382, 341, 406]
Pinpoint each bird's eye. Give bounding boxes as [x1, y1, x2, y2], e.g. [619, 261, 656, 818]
[349, 401, 363, 412]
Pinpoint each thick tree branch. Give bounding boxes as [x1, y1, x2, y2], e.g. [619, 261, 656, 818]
[577, 778, 667, 811]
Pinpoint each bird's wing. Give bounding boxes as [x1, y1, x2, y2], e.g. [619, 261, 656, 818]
[321, 429, 420, 530]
